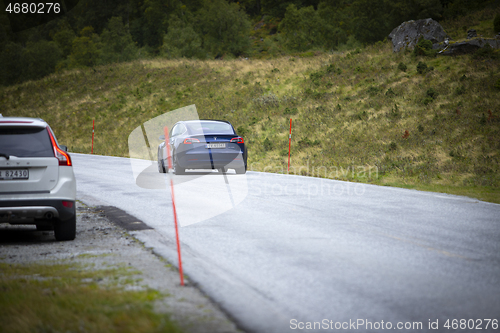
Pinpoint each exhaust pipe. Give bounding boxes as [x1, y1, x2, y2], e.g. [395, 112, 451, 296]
[45, 212, 54, 220]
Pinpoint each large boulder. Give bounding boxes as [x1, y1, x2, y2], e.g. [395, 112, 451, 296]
[388, 18, 449, 52]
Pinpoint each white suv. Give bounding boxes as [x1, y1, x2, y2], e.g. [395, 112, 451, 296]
[0, 116, 77, 241]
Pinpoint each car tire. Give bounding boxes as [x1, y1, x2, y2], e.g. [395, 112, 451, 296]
[54, 211, 76, 241]
[174, 154, 185, 175]
[235, 164, 246, 174]
[158, 158, 166, 173]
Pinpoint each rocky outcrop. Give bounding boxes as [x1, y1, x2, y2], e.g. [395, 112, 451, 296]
[388, 18, 449, 52]
[436, 38, 500, 55]
[467, 29, 477, 39]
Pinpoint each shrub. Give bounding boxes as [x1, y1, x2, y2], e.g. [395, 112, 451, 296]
[283, 107, 298, 115]
[413, 37, 436, 57]
[418, 124, 424, 132]
[326, 64, 341, 74]
[263, 137, 273, 151]
[494, 79, 500, 90]
[426, 88, 438, 99]
[367, 86, 380, 95]
[417, 61, 428, 74]
[298, 137, 320, 148]
[455, 86, 465, 95]
[398, 62, 407, 72]
[473, 44, 498, 60]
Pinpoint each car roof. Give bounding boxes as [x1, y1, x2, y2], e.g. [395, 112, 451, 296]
[181, 119, 232, 125]
[0, 116, 48, 127]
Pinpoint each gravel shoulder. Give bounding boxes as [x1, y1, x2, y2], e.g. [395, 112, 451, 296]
[0, 200, 242, 333]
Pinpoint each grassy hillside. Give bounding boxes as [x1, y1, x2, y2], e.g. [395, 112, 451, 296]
[1, 25, 499, 203]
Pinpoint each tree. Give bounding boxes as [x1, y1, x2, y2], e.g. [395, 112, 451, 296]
[279, 4, 323, 51]
[52, 21, 76, 57]
[163, 14, 204, 58]
[68, 26, 101, 67]
[23, 40, 63, 80]
[0, 42, 25, 85]
[99, 16, 138, 64]
[350, 0, 391, 44]
[197, 0, 251, 57]
[494, 13, 500, 34]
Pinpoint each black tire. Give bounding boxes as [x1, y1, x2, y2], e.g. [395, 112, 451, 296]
[174, 154, 185, 175]
[54, 212, 76, 241]
[235, 164, 246, 174]
[158, 148, 167, 173]
[158, 158, 166, 173]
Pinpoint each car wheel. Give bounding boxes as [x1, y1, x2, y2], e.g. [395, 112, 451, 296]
[235, 164, 246, 174]
[158, 157, 166, 173]
[54, 211, 76, 241]
[174, 153, 185, 175]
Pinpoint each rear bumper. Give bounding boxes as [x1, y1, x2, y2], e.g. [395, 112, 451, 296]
[0, 199, 75, 224]
[177, 150, 246, 169]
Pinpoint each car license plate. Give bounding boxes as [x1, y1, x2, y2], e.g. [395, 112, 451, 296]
[0, 169, 29, 180]
[206, 143, 226, 149]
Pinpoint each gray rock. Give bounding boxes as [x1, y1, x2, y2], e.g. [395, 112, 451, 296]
[467, 29, 477, 39]
[388, 18, 449, 52]
[438, 38, 500, 55]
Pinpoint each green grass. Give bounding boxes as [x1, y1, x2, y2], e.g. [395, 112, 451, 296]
[0, 262, 181, 333]
[1, 12, 499, 204]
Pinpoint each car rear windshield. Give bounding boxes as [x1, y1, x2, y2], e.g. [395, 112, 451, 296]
[0, 127, 54, 157]
[186, 121, 234, 135]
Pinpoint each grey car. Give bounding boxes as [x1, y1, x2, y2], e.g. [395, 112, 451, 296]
[0, 116, 77, 241]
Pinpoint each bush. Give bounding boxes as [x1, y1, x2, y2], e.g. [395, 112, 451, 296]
[398, 62, 407, 72]
[426, 88, 438, 99]
[283, 107, 298, 115]
[413, 37, 436, 57]
[298, 137, 320, 148]
[417, 61, 428, 74]
[494, 79, 500, 90]
[455, 86, 465, 95]
[472, 44, 498, 60]
[263, 137, 273, 151]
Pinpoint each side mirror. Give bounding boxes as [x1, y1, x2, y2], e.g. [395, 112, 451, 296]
[60, 145, 68, 152]
[159, 135, 165, 141]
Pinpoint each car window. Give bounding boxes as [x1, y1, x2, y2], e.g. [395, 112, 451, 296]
[186, 122, 234, 134]
[0, 127, 54, 157]
[173, 124, 187, 137]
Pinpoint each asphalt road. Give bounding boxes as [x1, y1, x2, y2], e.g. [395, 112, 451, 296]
[73, 153, 500, 333]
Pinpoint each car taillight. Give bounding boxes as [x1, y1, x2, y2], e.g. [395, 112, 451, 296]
[230, 137, 244, 144]
[62, 201, 74, 208]
[47, 128, 72, 166]
[183, 138, 200, 144]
